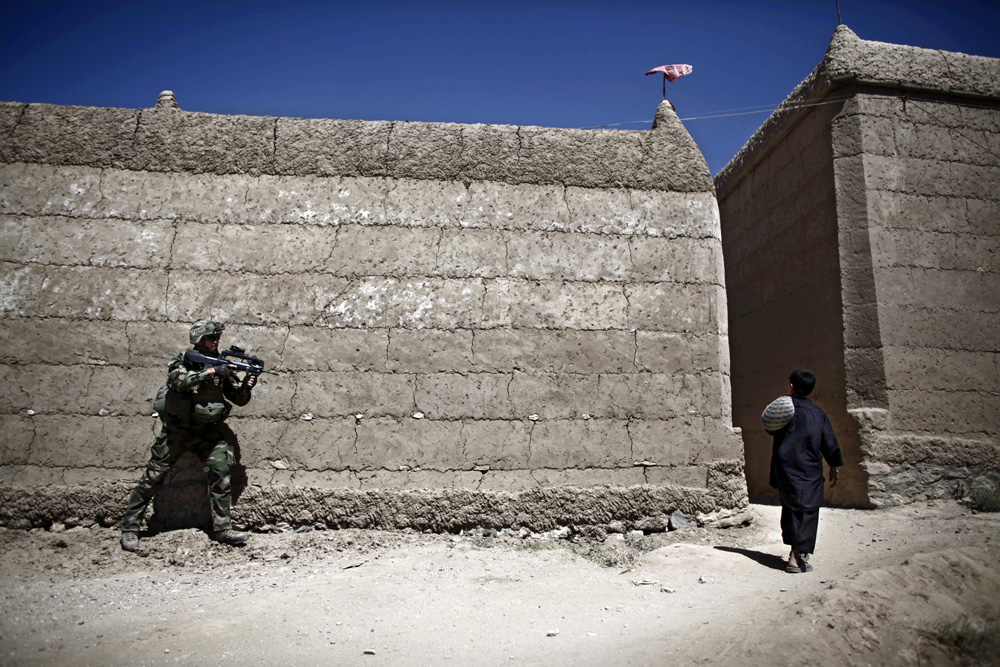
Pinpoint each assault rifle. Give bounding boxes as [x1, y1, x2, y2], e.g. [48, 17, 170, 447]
[184, 346, 279, 378]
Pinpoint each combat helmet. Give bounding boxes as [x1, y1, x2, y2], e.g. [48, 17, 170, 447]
[189, 320, 225, 345]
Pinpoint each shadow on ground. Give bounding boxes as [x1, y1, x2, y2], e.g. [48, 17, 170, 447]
[714, 545, 786, 571]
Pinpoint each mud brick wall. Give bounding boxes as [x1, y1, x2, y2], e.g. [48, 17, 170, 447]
[843, 94, 1000, 504]
[715, 99, 863, 507]
[716, 26, 1000, 507]
[0, 98, 747, 531]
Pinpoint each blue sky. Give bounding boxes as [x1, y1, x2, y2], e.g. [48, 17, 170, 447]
[1, 0, 998, 175]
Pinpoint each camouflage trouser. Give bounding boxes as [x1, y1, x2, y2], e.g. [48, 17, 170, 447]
[121, 424, 235, 534]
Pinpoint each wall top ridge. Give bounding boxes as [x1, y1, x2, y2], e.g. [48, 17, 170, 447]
[821, 25, 1000, 99]
[714, 24, 1000, 196]
[0, 97, 713, 193]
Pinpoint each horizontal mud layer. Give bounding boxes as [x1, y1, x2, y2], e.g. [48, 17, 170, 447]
[0, 101, 713, 192]
[864, 462, 1000, 508]
[0, 460, 748, 533]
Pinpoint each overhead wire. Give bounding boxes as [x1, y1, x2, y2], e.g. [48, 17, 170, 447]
[579, 96, 1000, 163]
[578, 94, 858, 129]
[907, 100, 1000, 161]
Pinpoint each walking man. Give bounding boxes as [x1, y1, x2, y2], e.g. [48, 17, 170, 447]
[767, 369, 843, 573]
[121, 320, 256, 551]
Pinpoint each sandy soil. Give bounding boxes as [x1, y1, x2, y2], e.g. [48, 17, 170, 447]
[1, 499, 998, 666]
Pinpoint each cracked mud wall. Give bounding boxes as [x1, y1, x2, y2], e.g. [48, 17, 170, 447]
[841, 92, 1000, 506]
[0, 98, 747, 530]
[717, 95, 860, 507]
[716, 26, 999, 507]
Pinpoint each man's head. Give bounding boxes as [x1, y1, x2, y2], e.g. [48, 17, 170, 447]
[190, 320, 224, 353]
[789, 369, 816, 397]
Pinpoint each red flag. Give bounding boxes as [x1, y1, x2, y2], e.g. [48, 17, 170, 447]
[644, 64, 693, 82]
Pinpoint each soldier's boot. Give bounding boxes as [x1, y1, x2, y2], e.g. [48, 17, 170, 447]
[214, 529, 248, 546]
[120, 531, 140, 552]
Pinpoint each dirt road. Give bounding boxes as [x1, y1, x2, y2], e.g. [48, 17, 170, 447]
[1, 500, 998, 666]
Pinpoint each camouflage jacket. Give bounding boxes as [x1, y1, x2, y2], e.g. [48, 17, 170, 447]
[163, 350, 252, 426]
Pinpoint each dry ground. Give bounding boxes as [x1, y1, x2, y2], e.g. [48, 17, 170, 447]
[1, 500, 998, 666]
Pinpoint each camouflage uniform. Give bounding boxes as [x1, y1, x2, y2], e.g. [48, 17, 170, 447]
[122, 325, 253, 538]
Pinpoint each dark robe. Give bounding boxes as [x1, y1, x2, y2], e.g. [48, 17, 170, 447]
[768, 395, 843, 554]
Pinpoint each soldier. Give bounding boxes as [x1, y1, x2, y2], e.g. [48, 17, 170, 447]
[120, 320, 257, 551]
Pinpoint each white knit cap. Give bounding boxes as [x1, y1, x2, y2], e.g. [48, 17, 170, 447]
[761, 395, 795, 431]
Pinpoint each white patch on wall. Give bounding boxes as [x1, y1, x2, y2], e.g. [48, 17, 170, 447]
[398, 281, 434, 327]
[296, 202, 317, 220]
[0, 267, 29, 312]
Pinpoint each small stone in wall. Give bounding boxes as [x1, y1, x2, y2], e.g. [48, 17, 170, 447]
[413, 412, 425, 419]
[300, 413, 313, 421]
[99, 409, 110, 416]
[668, 510, 695, 531]
[528, 414, 539, 421]
[271, 460, 288, 470]
[634, 516, 669, 532]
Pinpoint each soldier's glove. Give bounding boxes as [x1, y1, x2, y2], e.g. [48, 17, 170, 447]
[213, 364, 233, 380]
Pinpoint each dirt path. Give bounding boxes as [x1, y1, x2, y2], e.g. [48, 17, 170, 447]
[1, 500, 998, 666]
